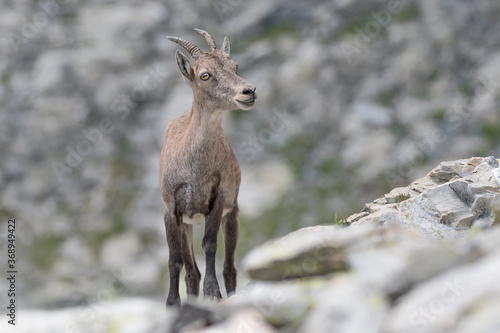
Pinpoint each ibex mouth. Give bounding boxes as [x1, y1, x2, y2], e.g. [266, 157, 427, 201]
[236, 98, 255, 109]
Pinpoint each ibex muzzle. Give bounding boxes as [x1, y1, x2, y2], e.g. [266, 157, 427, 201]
[160, 29, 256, 307]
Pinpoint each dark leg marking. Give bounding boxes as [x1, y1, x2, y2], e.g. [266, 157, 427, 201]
[202, 193, 224, 301]
[222, 205, 239, 297]
[165, 210, 183, 307]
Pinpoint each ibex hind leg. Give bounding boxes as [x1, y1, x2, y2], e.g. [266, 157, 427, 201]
[222, 205, 239, 297]
[180, 223, 201, 301]
[164, 210, 183, 307]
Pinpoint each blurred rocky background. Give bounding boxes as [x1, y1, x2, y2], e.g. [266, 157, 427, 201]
[1, 0, 500, 330]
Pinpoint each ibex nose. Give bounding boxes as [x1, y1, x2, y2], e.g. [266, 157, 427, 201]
[242, 86, 256, 96]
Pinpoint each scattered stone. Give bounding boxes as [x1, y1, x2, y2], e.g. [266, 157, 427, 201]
[384, 251, 500, 333]
[170, 303, 227, 333]
[0, 298, 173, 333]
[297, 276, 388, 333]
[195, 307, 278, 333]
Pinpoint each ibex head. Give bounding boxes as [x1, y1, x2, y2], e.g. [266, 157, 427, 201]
[167, 29, 257, 111]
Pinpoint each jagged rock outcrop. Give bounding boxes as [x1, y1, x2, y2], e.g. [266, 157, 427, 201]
[349, 156, 500, 238]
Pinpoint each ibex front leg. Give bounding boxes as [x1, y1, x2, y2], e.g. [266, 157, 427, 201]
[202, 193, 224, 301]
[164, 209, 183, 307]
[222, 205, 238, 297]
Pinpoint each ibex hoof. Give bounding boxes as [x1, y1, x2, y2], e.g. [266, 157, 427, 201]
[203, 282, 222, 301]
[166, 295, 181, 308]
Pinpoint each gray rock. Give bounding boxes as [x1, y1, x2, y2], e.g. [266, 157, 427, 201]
[348, 226, 499, 299]
[298, 276, 388, 333]
[194, 307, 278, 333]
[225, 274, 389, 333]
[0, 298, 174, 333]
[223, 278, 316, 327]
[169, 303, 228, 333]
[350, 157, 500, 239]
[242, 225, 370, 280]
[384, 250, 500, 333]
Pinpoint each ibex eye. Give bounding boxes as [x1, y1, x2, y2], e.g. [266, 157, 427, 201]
[200, 73, 210, 81]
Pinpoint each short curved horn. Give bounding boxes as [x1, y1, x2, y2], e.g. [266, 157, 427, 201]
[166, 36, 203, 58]
[194, 28, 217, 51]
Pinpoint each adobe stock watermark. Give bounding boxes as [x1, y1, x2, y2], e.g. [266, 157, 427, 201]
[238, 107, 294, 162]
[3, 0, 62, 60]
[64, 268, 134, 333]
[235, 239, 337, 332]
[51, 64, 168, 181]
[339, 0, 415, 63]
[213, 0, 246, 21]
[235, 282, 299, 332]
[385, 73, 500, 188]
[408, 278, 467, 332]
[283, 246, 340, 279]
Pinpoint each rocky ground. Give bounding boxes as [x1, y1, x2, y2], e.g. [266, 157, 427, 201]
[193, 157, 500, 333]
[3, 157, 499, 333]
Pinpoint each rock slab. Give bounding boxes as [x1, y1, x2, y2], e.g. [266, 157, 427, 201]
[349, 156, 500, 239]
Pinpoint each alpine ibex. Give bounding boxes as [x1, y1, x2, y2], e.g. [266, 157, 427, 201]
[160, 29, 256, 307]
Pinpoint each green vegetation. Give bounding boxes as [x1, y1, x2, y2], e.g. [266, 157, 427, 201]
[259, 22, 298, 40]
[237, 190, 353, 257]
[413, 84, 430, 100]
[281, 133, 317, 177]
[235, 132, 361, 256]
[395, 193, 411, 203]
[390, 117, 408, 138]
[460, 81, 475, 98]
[230, 108, 252, 121]
[315, 157, 353, 197]
[78, 134, 138, 256]
[334, 214, 349, 227]
[0, 206, 16, 221]
[105, 320, 121, 333]
[1, 71, 10, 86]
[334, 14, 388, 39]
[481, 121, 500, 144]
[30, 235, 65, 271]
[427, 69, 440, 82]
[83, 217, 127, 257]
[377, 90, 398, 108]
[431, 108, 447, 124]
[237, 195, 303, 257]
[231, 21, 299, 53]
[396, 4, 421, 22]
[329, 3, 421, 41]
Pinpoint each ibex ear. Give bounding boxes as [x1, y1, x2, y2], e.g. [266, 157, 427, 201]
[175, 49, 192, 83]
[221, 37, 230, 55]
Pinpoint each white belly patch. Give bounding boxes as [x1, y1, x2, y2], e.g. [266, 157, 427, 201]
[183, 213, 205, 225]
[183, 209, 231, 225]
